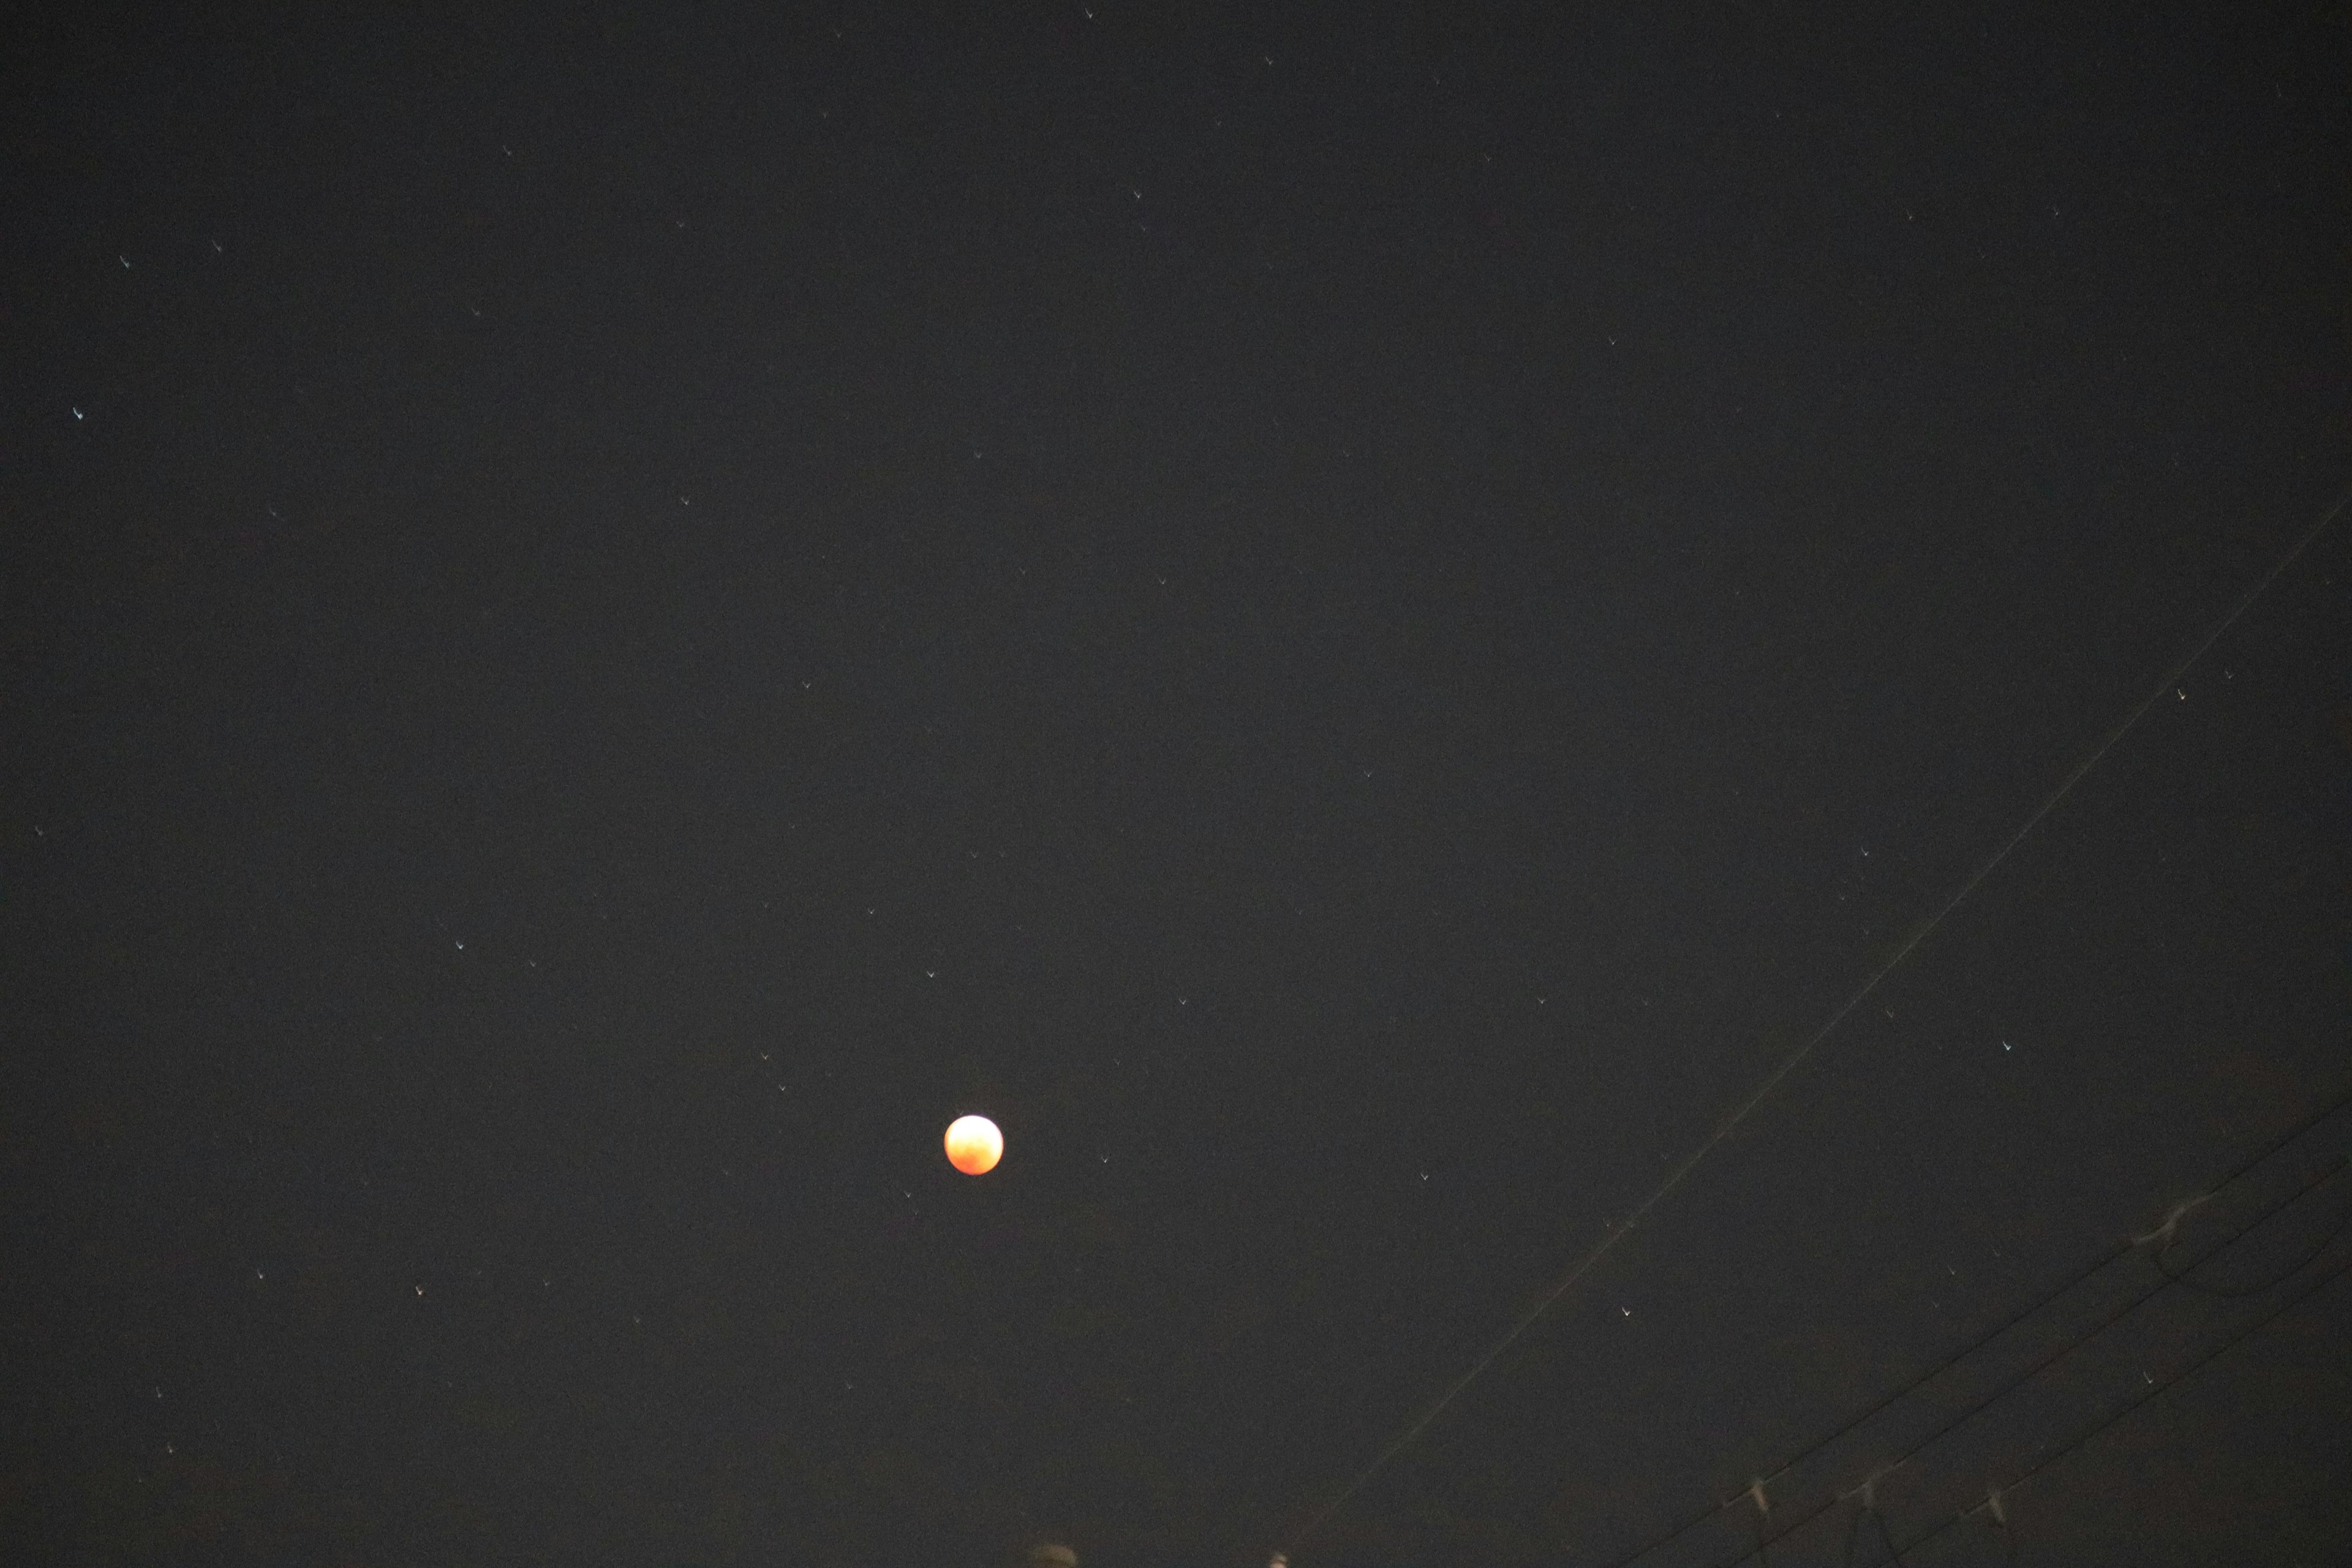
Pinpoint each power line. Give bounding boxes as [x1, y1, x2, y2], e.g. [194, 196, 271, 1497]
[1605, 1080, 2352, 1566]
[1891, 1250, 2352, 1564]
[1695, 1148, 2350, 1568]
[1277, 484, 2352, 1557]
[2155, 1184, 2352, 1299]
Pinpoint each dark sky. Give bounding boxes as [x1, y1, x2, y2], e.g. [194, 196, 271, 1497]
[6, 5, 2350, 1566]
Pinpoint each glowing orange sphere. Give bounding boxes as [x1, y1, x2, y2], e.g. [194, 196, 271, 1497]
[943, 1114, 1003, 1175]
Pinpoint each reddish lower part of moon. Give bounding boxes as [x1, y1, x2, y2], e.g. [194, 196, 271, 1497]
[944, 1114, 1003, 1175]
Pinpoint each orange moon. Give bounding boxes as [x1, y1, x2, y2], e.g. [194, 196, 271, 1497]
[943, 1114, 1003, 1175]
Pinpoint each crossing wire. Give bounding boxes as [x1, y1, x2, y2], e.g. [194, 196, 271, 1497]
[1695, 1148, 2351, 1568]
[1607, 1078, 2352, 1566]
[1890, 1250, 2352, 1565]
[1276, 484, 2352, 1557]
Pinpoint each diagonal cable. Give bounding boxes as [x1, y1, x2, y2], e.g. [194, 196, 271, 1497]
[1606, 1079, 2352, 1566]
[1890, 1251, 2352, 1563]
[1278, 484, 2351, 1557]
[1698, 1151, 2350, 1568]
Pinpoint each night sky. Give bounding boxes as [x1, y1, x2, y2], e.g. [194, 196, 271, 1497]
[6, 6, 2350, 1566]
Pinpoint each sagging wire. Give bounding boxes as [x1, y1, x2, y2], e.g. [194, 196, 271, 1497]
[1962, 1488, 2017, 1567]
[1607, 1080, 2352, 1567]
[1692, 1150, 2351, 1568]
[1271, 484, 2352, 1564]
[1887, 1251, 2352, 1564]
[2153, 1176, 2352, 1298]
[1838, 1475, 1903, 1567]
[2131, 1192, 2215, 1251]
[1741, 1480, 1770, 1566]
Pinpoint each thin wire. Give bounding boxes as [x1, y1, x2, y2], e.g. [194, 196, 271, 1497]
[1890, 1251, 2352, 1562]
[1280, 485, 2352, 1556]
[1983, 1509, 2018, 1568]
[1954, 1490, 2019, 1567]
[1607, 1082, 2352, 1567]
[2156, 1192, 2352, 1298]
[1841, 1506, 1904, 1568]
[1706, 1155, 2349, 1568]
[1734, 1482, 1770, 1567]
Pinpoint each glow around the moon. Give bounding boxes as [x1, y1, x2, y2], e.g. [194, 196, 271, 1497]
[943, 1114, 1003, 1175]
